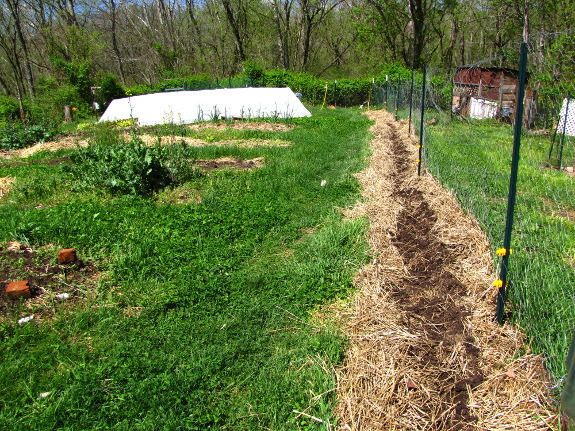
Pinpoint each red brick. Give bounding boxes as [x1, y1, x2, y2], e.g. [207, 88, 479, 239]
[6, 280, 32, 300]
[58, 248, 77, 264]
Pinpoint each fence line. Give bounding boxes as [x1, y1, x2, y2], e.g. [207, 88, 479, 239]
[373, 50, 575, 398]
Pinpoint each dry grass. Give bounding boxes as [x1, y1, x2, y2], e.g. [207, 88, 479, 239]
[336, 110, 558, 430]
[0, 176, 14, 197]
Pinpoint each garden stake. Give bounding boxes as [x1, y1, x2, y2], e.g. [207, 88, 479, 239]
[418, 65, 426, 176]
[409, 69, 415, 134]
[496, 42, 528, 324]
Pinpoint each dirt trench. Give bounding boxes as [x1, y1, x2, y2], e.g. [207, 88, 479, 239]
[336, 110, 557, 430]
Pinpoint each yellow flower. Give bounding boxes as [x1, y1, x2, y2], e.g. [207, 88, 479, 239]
[493, 280, 504, 288]
[415, 159, 420, 163]
[71, 107, 78, 111]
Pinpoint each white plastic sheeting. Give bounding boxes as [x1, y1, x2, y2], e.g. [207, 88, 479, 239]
[469, 97, 498, 120]
[99, 87, 311, 126]
[558, 98, 575, 137]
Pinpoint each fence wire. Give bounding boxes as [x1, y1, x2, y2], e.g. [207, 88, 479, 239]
[374, 60, 575, 388]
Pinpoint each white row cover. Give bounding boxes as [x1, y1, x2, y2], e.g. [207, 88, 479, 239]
[99, 87, 311, 126]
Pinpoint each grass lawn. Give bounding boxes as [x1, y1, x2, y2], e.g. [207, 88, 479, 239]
[424, 117, 575, 383]
[0, 108, 371, 430]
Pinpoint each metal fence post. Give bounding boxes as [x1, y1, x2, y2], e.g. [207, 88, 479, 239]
[395, 76, 400, 121]
[385, 76, 389, 111]
[495, 42, 528, 324]
[418, 65, 426, 176]
[409, 70, 415, 134]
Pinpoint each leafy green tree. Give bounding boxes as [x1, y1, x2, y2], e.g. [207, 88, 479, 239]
[96, 74, 126, 113]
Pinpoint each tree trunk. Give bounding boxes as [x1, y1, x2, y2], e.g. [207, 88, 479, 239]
[109, 0, 126, 83]
[221, 0, 247, 63]
[6, 0, 35, 97]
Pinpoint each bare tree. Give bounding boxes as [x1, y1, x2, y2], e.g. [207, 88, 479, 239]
[4, 0, 36, 96]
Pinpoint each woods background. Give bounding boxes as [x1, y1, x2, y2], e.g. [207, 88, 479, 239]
[0, 0, 574, 121]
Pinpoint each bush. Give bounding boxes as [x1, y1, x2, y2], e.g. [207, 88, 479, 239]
[96, 74, 126, 112]
[65, 135, 198, 196]
[30, 77, 92, 122]
[243, 60, 265, 87]
[0, 123, 59, 151]
[0, 96, 21, 124]
[127, 84, 155, 96]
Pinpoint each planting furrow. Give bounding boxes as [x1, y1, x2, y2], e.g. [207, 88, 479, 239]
[336, 110, 557, 431]
[387, 121, 484, 428]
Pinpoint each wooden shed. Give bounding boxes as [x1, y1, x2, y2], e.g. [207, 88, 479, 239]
[452, 66, 535, 125]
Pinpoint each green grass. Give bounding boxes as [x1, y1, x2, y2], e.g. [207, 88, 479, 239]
[424, 117, 575, 383]
[0, 108, 371, 430]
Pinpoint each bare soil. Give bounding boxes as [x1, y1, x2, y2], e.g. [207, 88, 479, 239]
[336, 110, 557, 430]
[0, 242, 101, 323]
[195, 156, 265, 170]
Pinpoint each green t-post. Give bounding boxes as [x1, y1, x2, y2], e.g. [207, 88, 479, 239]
[409, 70, 415, 134]
[418, 65, 426, 176]
[496, 42, 528, 324]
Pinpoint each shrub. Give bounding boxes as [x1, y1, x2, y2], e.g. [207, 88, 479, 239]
[243, 60, 265, 87]
[95, 74, 126, 112]
[30, 77, 92, 122]
[65, 135, 198, 195]
[127, 84, 155, 96]
[0, 123, 59, 151]
[0, 96, 21, 124]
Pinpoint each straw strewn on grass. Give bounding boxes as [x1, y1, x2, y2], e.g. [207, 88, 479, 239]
[336, 110, 558, 430]
[0, 176, 14, 197]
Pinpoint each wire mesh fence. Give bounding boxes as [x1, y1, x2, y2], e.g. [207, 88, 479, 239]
[373, 49, 575, 389]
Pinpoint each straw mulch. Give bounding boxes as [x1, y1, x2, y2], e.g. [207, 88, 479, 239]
[133, 134, 291, 148]
[0, 135, 89, 159]
[0, 132, 290, 160]
[0, 176, 14, 197]
[336, 110, 558, 430]
[188, 121, 294, 132]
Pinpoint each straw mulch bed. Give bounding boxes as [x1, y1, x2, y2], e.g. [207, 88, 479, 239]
[133, 134, 291, 148]
[336, 110, 558, 430]
[188, 121, 294, 132]
[0, 131, 290, 160]
[0, 135, 89, 159]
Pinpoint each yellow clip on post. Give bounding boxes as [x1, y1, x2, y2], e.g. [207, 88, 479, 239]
[496, 248, 513, 257]
[416, 159, 420, 163]
[493, 280, 504, 288]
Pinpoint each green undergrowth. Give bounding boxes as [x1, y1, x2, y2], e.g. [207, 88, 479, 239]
[424, 118, 575, 383]
[0, 108, 371, 429]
